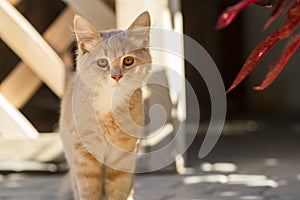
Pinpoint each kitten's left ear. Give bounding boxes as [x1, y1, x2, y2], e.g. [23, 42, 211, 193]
[128, 11, 151, 30]
[74, 15, 101, 54]
[128, 11, 151, 47]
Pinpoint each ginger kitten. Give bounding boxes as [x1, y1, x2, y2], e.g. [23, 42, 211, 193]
[59, 12, 151, 200]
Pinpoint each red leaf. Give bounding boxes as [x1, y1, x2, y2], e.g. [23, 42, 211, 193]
[216, 0, 258, 30]
[254, 33, 300, 90]
[226, 31, 280, 93]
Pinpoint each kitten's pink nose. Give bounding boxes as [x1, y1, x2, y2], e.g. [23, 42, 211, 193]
[111, 74, 123, 82]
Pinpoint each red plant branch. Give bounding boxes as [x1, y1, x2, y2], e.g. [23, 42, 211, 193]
[226, 2, 300, 93]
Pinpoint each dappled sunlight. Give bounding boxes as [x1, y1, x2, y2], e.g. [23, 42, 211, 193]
[297, 174, 300, 181]
[240, 196, 263, 200]
[183, 173, 278, 188]
[216, 190, 238, 197]
[183, 174, 227, 185]
[227, 174, 278, 188]
[200, 162, 237, 173]
[0, 174, 26, 189]
[4, 181, 21, 188]
[181, 171, 279, 199]
[186, 162, 279, 188]
[264, 158, 279, 167]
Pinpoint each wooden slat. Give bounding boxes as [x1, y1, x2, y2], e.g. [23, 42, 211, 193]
[0, 63, 42, 108]
[0, 8, 74, 108]
[8, 0, 21, 6]
[64, 0, 115, 30]
[61, 50, 74, 68]
[0, 0, 65, 97]
[0, 93, 39, 139]
[43, 7, 74, 52]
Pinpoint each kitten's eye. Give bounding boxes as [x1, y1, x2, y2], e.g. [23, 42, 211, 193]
[123, 56, 134, 67]
[97, 58, 109, 68]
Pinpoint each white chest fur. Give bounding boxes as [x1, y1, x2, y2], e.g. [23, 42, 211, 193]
[94, 86, 128, 119]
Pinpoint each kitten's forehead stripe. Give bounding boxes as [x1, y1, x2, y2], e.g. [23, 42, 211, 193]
[97, 29, 149, 61]
[100, 30, 124, 39]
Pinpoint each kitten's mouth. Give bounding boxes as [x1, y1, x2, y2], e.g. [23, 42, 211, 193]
[111, 80, 121, 87]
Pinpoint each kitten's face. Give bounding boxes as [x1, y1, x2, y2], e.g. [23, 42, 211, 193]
[74, 12, 151, 91]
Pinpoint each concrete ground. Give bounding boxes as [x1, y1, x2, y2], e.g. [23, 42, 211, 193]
[1, 119, 300, 200]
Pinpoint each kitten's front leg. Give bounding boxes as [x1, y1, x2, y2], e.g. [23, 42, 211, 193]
[72, 150, 103, 200]
[105, 167, 134, 200]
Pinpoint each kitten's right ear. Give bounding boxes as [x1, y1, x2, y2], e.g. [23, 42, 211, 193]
[74, 15, 101, 54]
